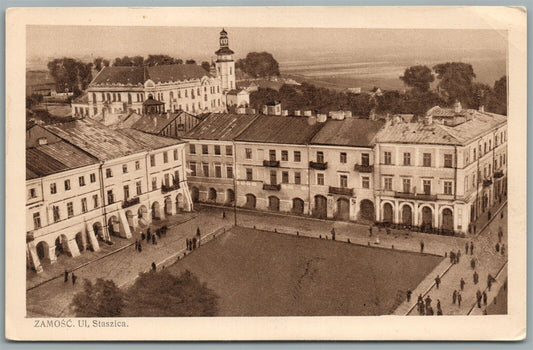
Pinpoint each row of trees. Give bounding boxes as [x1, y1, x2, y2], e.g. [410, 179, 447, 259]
[108, 55, 209, 69]
[236, 52, 280, 78]
[71, 270, 219, 317]
[250, 62, 507, 117]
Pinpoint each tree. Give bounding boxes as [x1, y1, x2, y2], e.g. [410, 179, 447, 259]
[185, 59, 196, 64]
[236, 52, 280, 78]
[93, 57, 110, 71]
[433, 62, 476, 105]
[487, 75, 507, 115]
[400, 65, 434, 93]
[145, 54, 180, 66]
[47, 58, 93, 96]
[71, 278, 124, 317]
[122, 270, 219, 317]
[201, 61, 211, 72]
[376, 90, 404, 114]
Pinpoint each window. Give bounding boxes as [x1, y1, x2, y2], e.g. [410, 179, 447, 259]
[340, 175, 348, 188]
[135, 161, 140, 170]
[226, 145, 233, 156]
[423, 179, 431, 195]
[174, 171, 180, 185]
[423, 153, 432, 167]
[202, 163, 209, 177]
[202, 145, 209, 155]
[50, 183, 57, 194]
[93, 194, 99, 209]
[317, 173, 325, 185]
[150, 155, 156, 167]
[282, 171, 289, 184]
[317, 151, 324, 163]
[106, 168, 113, 178]
[362, 176, 370, 189]
[64, 179, 71, 191]
[214, 145, 221, 155]
[190, 144, 196, 154]
[489, 140, 492, 150]
[67, 202, 74, 218]
[294, 151, 301, 162]
[503, 153, 506, 165]
[123, 185, 130, 200]
[384, 151, 392, 165]
[227, 166, 233, 179]
[174, 149, 178, 160]
[246, 168, 253, 181]
[90, 173, 96, 183]
[403, 152, 411, 166]
[294, 172, 301, 184]
[78, 176, 85, 187]
[270, 170, 277, 185]
[384, 177, 392, 191]
[473, 148, 476, 161]
[402, 178, 411, 193]
[484, 142, 487, 153]
[53, 206, 60, 222]
[33, 212, 41, 229]
[122, 164, 128, 174]
[245, 148, 252, 159]
[361, 153, 370, 167]
[472, 174, 476, 187]
[444, 154, 453, 168]
[164, 174, 170, 187]
[281, 150, 288, 161]
[81, 198, 88, 213]
[29, 188, 36, 198]
[161, 152, 167, 164]
[107, 190, 114, 204]
[152, 178, 157, 191]
[444, 181, 453, 195]
[215, 164, 222, 178]
[269, 150, 276, 161]
[190, 162, 197, 176]
[340, 152, 347, 164]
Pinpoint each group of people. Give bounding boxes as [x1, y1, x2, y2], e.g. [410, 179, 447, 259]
[64, 270, 77, 285]
[186, 227, 202, 251]
[135, 226, 169, 252]
[416, 294, 443, 316]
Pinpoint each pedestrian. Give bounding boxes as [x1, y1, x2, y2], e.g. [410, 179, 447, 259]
[141, 232, 146, 241]
[501, 210, 504, 219]
[192, 237, 197, 249]
[488, 210, 492, 220]
[420, 240, 425, 253]
[495, 242, 500, 252]
[418, 294, 423, 305]
[450, 251, 455, 264]
[501, 244, 505, 255]
[456, 250, 461, 263]
[406, 290, 412, 302]
[147, 231, 151, 243]
[186, 238, 189, 250]
[369, 226, 373, 237]
[138, 242, 142, 252]
[64, 270, 69, 283]
[473, 271, 479, 285]
[151, 262, 156, 271]
[222, 210, 226, 219]
[196, 226, 201, 237]
[435, 275, 441, 289]
[452, 290, 457, 304]
[498, 227, 503, 243]
[470, 241, 474, 255]
[419, 302, 425, 315]
[488, 277, 492, 291]
[331, 228, 336, 241]
[156, 228, 161, 238]
[471, 258, 476, 270]
[152, 235, 156, 245]
[473, 224, 477, 234]
[457, 292, 462, 306]
[437, 299, 441, 310]
[425, 295, 432, 309]
[483, 291, 488, 305]
[465, 241, 469, 255]
[460, 278, 465, 291]
[135, 240, 138, 250]
[427, 306, 434, 316]
[71, 273, 77, 285]
[437, 307, 443, 316]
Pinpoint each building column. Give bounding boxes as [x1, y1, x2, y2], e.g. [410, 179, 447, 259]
[394, 199, 400, 224]
[413, 202, 419, 227]
[118, 209, 133, 239]
[48, 247, 57, 264]
[434, 205, 439, 229]
[85, 223, 100, 252]
[26, 243, 43, 273]
[65, 239, 81, 258]
[375, 197, 381, 222]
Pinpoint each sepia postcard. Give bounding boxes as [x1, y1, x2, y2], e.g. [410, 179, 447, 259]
[5, 6, 527, 341]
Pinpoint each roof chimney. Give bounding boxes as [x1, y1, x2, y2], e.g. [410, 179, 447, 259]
[317, 114, 327, 123]
[282, 109, 288, 116]
[454, 101, 462, 113]
[304, 110, 312, 117]
[424, 115, 433, 126]
[479, 105, 485, 113]
[294, 110, 301, 116]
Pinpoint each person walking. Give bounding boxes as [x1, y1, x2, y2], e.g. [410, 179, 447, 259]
[222, 210, 226, 219]
[470, 241, 474, 255]
[134, 240, 138, 251]
[71, 273, 77, 286]
[465, 241, 469, 255]
[501, 244, 505, 255]
[426, 306, 434, 316]
[419, 302, 425, 315]
[498, 227, 503, 243]
[192, 237, 197, 250]
[420, 240, 425, 253]
[473, 271, 479, 285]
[471, 258, 476, 270]
[64, 270, 69, 283]
[495, 242, 500, 252]
[452, 290, 457, 304]
[147, 231, 151, 243]
[483, 291, 488, 305]
[141, 232, 146, 241]
[437, 306, 443, 316]
[196, 226, 201, 237]
[488, 210, 492, 221]
[457, 292, 462, 307]
[152, 235, 156, 245]
[406, 290, 412, 302]
[425, 295, 432, 309]
[437, 299, 441, 311]
[476, 290, 482, 308]
[450, 251, 455, 264]
[331, 228, 336, 241]
[460, 278, 466, 291]
[151, 262, 156, 271]
[368, 225, 373, 237]
[435, 275, 441, 289]
[456, 250, 461, 263]
[138, 242, 142, 252]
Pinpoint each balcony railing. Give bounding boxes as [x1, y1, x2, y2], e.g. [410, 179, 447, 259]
[161, 183, 180, 194]
[394, 192, 437, 201]
[122, 197, 140, 208]
[309, 161, 328, 170]
[493, 170, 504, 179]
[263, 160, 280, 167]
[354, 164, 374, 173]
[328, 186, 354, 196]
[263, 183, 281, 191]
[483, 179, 493, 187]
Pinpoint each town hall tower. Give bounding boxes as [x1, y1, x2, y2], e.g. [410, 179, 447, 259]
[215, 28, 235, 92]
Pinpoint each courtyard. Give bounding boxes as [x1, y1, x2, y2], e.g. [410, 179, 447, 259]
[166, 226, 443, 316]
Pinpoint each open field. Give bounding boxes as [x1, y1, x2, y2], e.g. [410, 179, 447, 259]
[167, 227, 443, 316]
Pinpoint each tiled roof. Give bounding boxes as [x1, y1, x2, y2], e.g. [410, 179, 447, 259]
[44, 119, 180, 161]
[90, 64, 210, 87]
[235, 115, 325, 145]
[310, 119, 385, 147]
[183, 113, 260, 141]
[130, 111, 189, 135]
[26, 141, 98, 179]
[375, 110, 506, 146]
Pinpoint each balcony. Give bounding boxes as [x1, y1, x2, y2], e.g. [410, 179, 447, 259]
[263, 160, 280, 167]
[394, 192, 437, 201]
[354, 164, 374, 173]
[263, 183, 281, 191]
[483, 179, 493, 187]
[161, 182, 181, 194]
[493, 170, 504, 179]
[122, 197, 140, 208]
[328, 186, 354, 196]
[309, 161, 328, 170]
